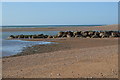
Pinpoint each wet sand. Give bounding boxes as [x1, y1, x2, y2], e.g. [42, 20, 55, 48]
[2, 38, 118, 78]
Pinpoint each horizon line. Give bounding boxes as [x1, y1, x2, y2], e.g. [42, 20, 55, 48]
[1, 24, 109, 26]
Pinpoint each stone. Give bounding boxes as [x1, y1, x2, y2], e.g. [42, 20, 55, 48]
[53, 35, 58, 38]
[88, 31, 95, 35]
[8, 35, 15, 39]
[37, 34, 45, 38]
[66, 31, 73, 37]
[67, 34, 72, 38]
[81, 31, 88, 37]
[91, 35, 99, 38]
[62, 34, 67, 37]
[24, 35, 29, 38]
[75, 35, 81, 38]
[111, 32, 117, 37]
[32, 35, 38, 38]
[73, 31, 81, 36]
[86, 36, 91, 38]
[99, 32, 104, 37]
[58, 31, 64, 37]
[48, 36, 53, 38]
[57, 73, 61, 76]
[44, 35, 48, 38]
[19, 35, 25, 38]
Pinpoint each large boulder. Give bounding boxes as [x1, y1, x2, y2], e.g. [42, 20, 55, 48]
[48, 35, 53, 38]
[14, 35, 19, 38]
[24, 35, 29, 38]
[99, 31, 110, 38]
[111, 31, 120, 37]
[62, 34, 67, 37]
[91, 35, 99, 38]
[32, 35, 38, 38]
[99, 32, 104, 38]
[53, 35, 58, 38]
[8, 35, 15, 39]
[116, 32, 120, 37]
[87, 31, 95, 37]
[81, 31, 88, 37]
[67, 31, 73, 37]
[44, 35, 48, 38]
[94, 32, 100, 37]
[67, 34, 72, 38]
[75, 35, 82, 38]
[19, 35, 25, 38]
[27, 35, 33, 39]
[73, 31, 81, 36]
[37, 34, 45, 38]
[58, 31, 64, 37]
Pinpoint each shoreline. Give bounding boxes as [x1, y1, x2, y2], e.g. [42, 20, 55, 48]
[3, 38, 118, 58]
[2, 25, 118, 32]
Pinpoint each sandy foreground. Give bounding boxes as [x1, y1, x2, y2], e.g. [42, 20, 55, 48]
[2, 38, 118, 78]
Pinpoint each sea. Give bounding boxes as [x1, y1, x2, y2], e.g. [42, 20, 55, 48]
[1, 25, 104, 57]
[2, 25, 103, 28]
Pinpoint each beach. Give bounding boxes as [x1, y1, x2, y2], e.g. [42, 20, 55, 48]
[2, 24, 118, 32]
[2, 25, 118, 78]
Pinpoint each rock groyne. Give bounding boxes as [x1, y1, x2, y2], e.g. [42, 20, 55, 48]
[8, 31, 120, 39]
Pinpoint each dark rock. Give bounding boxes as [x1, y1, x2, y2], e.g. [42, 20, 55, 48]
[81, 31, 88, 37]
[67, 34, 72, 38]
[44, 35, 48, 38]
[19, 35, 25, 38]
[48, 36, 53, 38]
[91, 35, 99, 38]
[73, 31, 81, 36]
[67, 31, 74, 37]
[37, 34, 44, 38]
[32, 35, 38, 38]
[58, 31, 64, 37]
[24, 35, 29, 38]
[75, 35, 82, 38]
[62, 34, 67, 37]
[53, 35, 58, 38]
[88, 31, 95, 37]
[8, 35, 15, 39]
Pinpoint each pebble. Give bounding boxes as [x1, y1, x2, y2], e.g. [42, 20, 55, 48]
[49, 74, 52, 77]
[89, 77, 93, 78]
[57, 73, 61, 76]
[75, 56, 78, 58]
[112, 69, 114, 72]
[63, 63, 66, 65]
[99, 73, 103, 75]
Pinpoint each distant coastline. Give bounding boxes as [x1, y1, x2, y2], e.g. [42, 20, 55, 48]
[2, 25, 105, 28]
[2, 24, 118, 32]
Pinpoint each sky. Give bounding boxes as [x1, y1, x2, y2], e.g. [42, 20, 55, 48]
[2, 2, 118, 25]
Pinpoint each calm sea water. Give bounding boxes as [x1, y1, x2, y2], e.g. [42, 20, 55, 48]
[2, 31, 59, 57]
